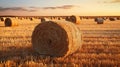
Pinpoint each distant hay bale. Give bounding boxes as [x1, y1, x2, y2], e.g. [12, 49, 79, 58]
[86, 17, 89, 19]
[94, 18, 98, 22]
[18, 17, 22, 20]
[109, 17, 115, 21]
[0, 17, 4, 21]
[32, 20, 82, 57]
[23, 17, 28, 19]
[50, 17, 53, 20]
[94, 18, 104, 24]
[65, 16, 70, 21]
[40, 18, 50, 22]
[49, 17, 55, 20]
[116, 17, 120, 20]
[54, 17, 57, 20]
[58, 17, 62, 20]
[66, 15, 80, 24]
[4, 18, 18, 27]
[30, 18, 33, 21]
[80, 17, 82, 20]
[40, 18, 45, 22]
[102, 17, 106, 20]
[25, 17, 28, 19]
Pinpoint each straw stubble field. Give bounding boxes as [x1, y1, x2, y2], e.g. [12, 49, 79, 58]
[0, 17, 120, 67]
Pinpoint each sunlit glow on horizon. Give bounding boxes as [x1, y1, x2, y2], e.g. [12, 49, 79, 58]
[0, 0, 120, 16]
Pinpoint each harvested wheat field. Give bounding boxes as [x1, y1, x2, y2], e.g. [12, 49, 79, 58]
[0, 17, 120, 67]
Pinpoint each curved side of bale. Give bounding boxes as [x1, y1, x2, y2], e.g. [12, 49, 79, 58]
[4, 18, 19, 27]
[69, 15, 80, 24]
[32, 20, 82, 57]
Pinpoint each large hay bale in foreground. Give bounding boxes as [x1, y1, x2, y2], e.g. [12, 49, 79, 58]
[66, 15, 80, 24]
[4, 18, 18, 27]
[32, 20, 82, 57]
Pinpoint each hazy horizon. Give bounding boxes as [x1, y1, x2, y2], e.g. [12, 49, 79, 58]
[0, 0, 120, 16]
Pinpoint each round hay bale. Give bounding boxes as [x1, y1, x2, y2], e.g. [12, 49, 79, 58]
[68, 15, 80, 24]
[94, 18, 98, 22]
[58, 17, 62, 20]
[80, 17, 82, 20]
[85, 17, 88, 19]
[103, 17, 106, 20]
[4, 18, 18, 27]
[30, 18, 33, 21]
[109, 17, 115, 21]
[0, 17, 4, 21]
[40, 18, 50, 22]
[116, 17, 120, 20]
[32, 20, 82, 57]
[94, 18, 104, 24]
[24, 17, 28, 19]
[18, 17, 22, 20]
[65, 16, 70, 21]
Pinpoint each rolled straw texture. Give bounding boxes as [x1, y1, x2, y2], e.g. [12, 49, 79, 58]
[32, 20, 82, 57]
[69, 15, 80, 24]
[5, 18, 18, 27]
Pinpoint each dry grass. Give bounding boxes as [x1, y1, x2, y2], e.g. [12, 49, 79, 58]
[0, 17, 120, 67]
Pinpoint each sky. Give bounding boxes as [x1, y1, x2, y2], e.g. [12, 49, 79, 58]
[0, 0, 120, 16]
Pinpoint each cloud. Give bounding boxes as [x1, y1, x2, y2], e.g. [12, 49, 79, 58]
[29, 5, 77, 10]
[0, 7, 37, 12]
[103, 0, 120, 3]
[111, 0, 120, 3]
[43, 5, 77, 9]
[0, 5, 78, 12]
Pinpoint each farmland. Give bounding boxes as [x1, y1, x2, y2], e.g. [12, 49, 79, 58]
[0, 17, 120, 67]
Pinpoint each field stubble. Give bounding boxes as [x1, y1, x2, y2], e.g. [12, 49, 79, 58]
[0, 18, 120, 67]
